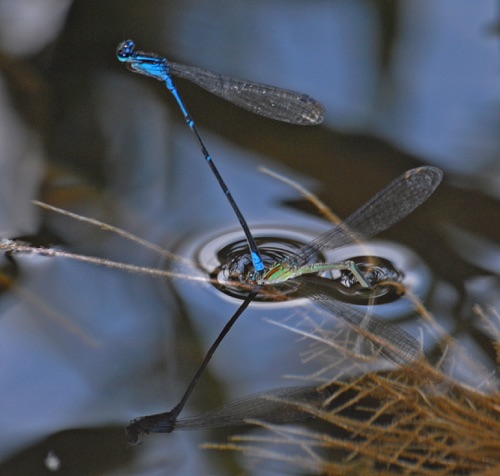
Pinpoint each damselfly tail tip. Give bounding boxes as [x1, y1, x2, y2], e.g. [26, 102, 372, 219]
[125, 423, 141, 445]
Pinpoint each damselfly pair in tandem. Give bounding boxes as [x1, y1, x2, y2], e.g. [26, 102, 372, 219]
[1, 40, 443, 444]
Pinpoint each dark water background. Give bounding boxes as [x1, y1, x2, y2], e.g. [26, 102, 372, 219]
[0, 1, 499, 475]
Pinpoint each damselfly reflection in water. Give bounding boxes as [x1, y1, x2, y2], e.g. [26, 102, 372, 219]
[123, 165, 442, 443]
[1, 166, 442, 443]
[4, 41, 443, 444]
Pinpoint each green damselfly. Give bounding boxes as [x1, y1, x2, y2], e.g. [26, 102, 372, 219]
[125, 166, 443, 442]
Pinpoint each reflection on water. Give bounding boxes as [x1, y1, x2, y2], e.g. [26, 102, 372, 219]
[196, 227, 322, 301]
[195, 227, 418, 306]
